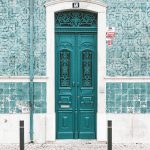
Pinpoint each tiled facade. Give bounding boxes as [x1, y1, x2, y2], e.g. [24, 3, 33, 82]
[0, 0, 150, 114]
[0, 0, 46, 114]
[34, 0, 46, 76]
[105, 0, 150, 113]
[106, 0, 150, 76]
[0, 82, 46, 113]
[0, 0, 46, 76]
[106, 83, 150, 113]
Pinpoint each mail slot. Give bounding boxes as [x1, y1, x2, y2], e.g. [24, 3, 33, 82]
[61, 105, 70, 108]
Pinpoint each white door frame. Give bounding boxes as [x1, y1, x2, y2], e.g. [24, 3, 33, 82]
[45, 0, 107, 141]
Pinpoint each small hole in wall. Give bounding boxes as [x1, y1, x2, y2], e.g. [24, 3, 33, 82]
[4, 119, 7, 123]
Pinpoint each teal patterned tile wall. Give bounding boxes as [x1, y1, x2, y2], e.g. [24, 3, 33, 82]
[34, 82, 46, 113]
[34, 0, 46, 76]
[1, 0, 150, 77]
[0, 82, 46, 113]
[0, 0, 46, 76]
[105, 0, 150, 76]
[0, 0, 30, 76]
[106, 83, 150, 113]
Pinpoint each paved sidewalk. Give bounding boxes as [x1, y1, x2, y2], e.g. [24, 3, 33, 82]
[0, 141, 150, 150]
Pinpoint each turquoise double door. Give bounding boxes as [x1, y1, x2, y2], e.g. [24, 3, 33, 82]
[55, 32, 97, 139]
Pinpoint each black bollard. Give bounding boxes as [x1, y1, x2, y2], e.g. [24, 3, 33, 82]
[107, 120, 112, 150]
[20, 120, 24, 150]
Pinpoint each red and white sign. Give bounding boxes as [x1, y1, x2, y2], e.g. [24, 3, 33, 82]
[106, 27, 115, 39]
[106, 32, 115, 39]
[106, 27, 115, 46]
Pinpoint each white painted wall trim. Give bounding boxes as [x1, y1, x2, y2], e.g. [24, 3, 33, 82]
[0, 76, 48, 82]
[1, 113, 150, 143]
[0, 114, 46, 143]
[46, 0, 107, 142]
[105, 77, 150, 82]
[0, 76, 150, 83]
[107, 114, 150, 143]
[45, 0, 107, 8]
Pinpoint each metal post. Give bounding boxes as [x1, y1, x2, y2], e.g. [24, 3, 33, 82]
[107, 120, 112, 150]
[20, 121, 24, 150]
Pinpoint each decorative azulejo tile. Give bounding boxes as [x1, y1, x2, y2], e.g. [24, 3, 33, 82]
[0, 82, 46, 114]
[0, 0, 46, 76]
[106, 83, 150, 113]
[105, 0, 150, 76]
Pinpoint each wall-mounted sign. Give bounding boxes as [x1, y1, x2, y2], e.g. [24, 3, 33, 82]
[72, 2, 79, 8]
[106, 32, 115, 39]
[106, 27, 115, 38]
[106, 27, 115, 46]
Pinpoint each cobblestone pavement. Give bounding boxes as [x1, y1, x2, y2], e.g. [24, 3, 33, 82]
[0, 141, 150, 150]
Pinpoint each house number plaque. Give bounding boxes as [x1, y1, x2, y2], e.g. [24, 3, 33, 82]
[72, 2, 80, 8]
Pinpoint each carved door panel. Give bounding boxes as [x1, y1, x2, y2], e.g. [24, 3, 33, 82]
[55, 33, 76, 139]
[56, 32, 97, 139]
[77, 33, 97, 139]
